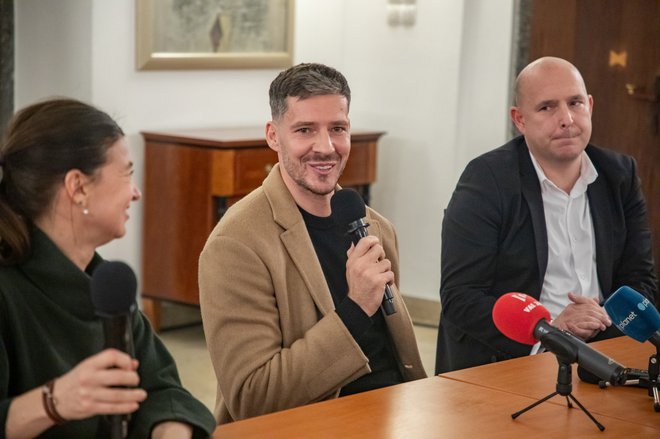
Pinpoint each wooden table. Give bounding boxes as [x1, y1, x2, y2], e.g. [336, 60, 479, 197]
[140, 127, 384, 331]
[441, 337, 659, 430]
[213, 338, 659, 437]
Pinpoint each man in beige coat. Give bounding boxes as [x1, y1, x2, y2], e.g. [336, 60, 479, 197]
[199, 63, 426, 424]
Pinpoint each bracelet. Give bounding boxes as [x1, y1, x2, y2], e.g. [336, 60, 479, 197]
[42, 379, 67, 425]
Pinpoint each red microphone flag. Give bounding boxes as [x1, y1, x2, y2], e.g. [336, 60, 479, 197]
[492, 292, 551, 345]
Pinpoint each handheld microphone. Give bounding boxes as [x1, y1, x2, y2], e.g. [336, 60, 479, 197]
[604, 286, 660, 347]
[493, 292, 627, 386]
[90, 261, 137, 439]
[330, 189, 396, 315]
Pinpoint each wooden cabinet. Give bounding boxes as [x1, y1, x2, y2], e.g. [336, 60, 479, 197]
[141, 127, 384, 330]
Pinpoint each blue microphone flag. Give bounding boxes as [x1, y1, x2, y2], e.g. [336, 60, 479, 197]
[604, 286, 660, 343]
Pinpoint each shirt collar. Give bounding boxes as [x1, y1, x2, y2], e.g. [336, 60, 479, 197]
[528, 150, 598, 196]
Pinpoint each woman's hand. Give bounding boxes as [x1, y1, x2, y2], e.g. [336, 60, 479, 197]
[6, 349, 147, 438]
[53, 348, 147, 420]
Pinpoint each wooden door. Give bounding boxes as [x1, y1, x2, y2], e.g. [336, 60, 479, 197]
[528, 0, 660, 287]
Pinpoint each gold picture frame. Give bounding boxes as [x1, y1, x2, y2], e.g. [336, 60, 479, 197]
[136, 0, 294, 70]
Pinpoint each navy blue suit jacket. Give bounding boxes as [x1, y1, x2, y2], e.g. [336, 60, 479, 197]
[435, 136, 657, 373]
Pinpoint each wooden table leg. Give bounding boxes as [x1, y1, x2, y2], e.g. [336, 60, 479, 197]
[142, 298, 162, 332]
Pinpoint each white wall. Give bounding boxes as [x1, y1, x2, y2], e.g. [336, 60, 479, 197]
[15, 0, 92, 104]
[15, 0, 514, 303]
[340, 1, 465, 301]
[454, 0, 514, 174]
[340, 0, 514, 300]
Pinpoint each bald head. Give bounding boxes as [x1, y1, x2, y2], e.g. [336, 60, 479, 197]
[509, 56, 594, 176]
[514, 57, 587, 106]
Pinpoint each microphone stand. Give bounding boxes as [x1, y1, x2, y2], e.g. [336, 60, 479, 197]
[512, 360, 605, 431]
[511, 332, 605, 431]
[647, 347, 659, 412]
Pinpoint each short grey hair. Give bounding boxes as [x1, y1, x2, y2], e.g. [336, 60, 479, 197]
[269, 63, 351, 120]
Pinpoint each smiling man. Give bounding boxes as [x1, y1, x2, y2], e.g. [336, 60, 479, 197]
[199, 63, 425, 424]
[435, 57, 657, 374]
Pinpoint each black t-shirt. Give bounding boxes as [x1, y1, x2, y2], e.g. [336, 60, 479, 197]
[299, 207, 403, 396]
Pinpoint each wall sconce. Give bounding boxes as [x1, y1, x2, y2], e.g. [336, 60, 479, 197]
[387, 0, 417, 27]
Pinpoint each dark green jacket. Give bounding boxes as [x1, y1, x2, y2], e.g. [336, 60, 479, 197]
[0, 228, 215, 438]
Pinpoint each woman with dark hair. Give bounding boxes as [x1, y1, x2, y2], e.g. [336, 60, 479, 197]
[0, 99, 215, 438]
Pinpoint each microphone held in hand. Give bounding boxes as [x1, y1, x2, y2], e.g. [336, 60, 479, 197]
[493, 292, 628, 386]
[330, 189, 396, 315]
[90, 261, 138, 439]
[604, 285, 660, 347]
[90, 261, 137, 356]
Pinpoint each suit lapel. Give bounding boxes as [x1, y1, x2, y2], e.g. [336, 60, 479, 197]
[263, 165, 335, 315]
[280, 224, 336, 315]
[517, 140, 548, 293]
[586, 157, 614, 295]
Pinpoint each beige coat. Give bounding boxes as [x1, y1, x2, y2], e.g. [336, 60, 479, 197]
[199, 164, 426, 424]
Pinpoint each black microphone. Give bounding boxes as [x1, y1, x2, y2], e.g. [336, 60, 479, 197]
[90, 261, 137, 439]
[534, 320, 628, 386]
[493, 293, 628, 386]
[330, 189, 396, 315]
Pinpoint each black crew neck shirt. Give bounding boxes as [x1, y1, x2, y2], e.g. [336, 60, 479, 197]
[299, 207, 403, 396]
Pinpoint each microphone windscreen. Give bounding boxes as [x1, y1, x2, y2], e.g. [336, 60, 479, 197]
[492, 292, 551, 345]
[331, 189, 366, 225]
[90, 261, 137, 316]
[604, 286, 660, 343]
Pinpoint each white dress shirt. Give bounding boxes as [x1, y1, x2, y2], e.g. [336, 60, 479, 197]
[528, 151, 601, 354]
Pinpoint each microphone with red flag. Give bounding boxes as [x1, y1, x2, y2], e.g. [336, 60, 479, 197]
[493, 292, 628, 385]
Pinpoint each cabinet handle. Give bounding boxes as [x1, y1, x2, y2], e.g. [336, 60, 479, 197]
[625, 75, 660, 134]
[625, 83, 658, 102]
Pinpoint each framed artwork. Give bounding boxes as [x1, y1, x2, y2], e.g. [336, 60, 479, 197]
[136, 0, 294, 70]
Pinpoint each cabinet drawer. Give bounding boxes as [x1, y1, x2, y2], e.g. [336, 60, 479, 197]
[339, 141, 377, 187]
[235, 148, 279, 194]
[211, 140, 377, 197]
[211, 148, 278, 196]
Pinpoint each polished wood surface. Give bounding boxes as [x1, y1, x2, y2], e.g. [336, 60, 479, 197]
[213, 338, 658, 437]
[141, 127, 384, 330]
[441, 337, 659, 430]
[213, 375, 659, 438]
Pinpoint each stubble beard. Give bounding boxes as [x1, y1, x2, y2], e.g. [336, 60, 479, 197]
[282, 153, 345, 197]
